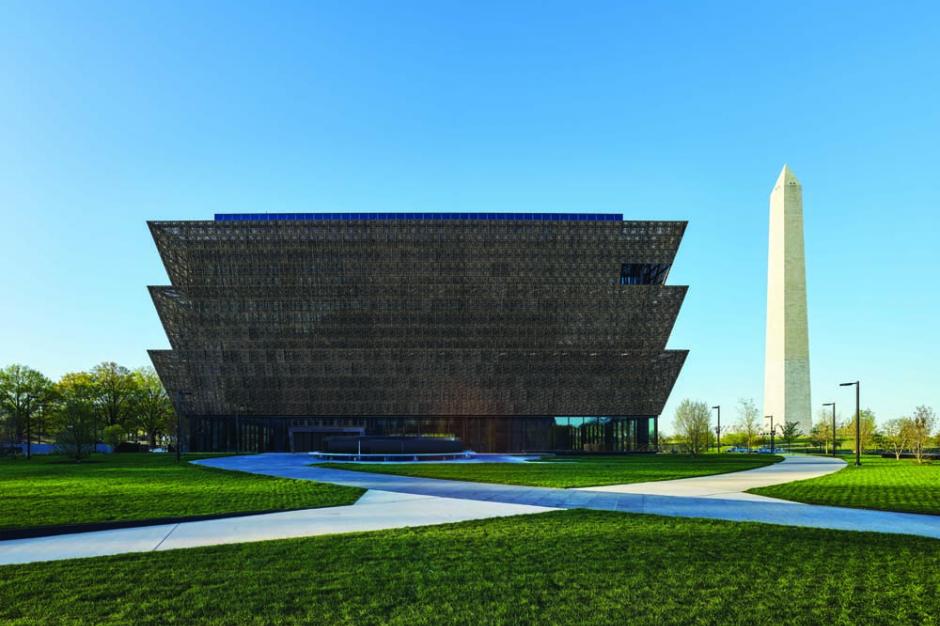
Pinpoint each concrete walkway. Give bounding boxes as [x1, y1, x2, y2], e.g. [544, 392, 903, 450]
[0, 489, 555, 566]
[576, 455, 845, 502]
[4, 453, 939, 566]
[194, 454, 940, 540]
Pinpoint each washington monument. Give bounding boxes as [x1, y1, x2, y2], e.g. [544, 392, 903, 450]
[763, 165, 812, 435]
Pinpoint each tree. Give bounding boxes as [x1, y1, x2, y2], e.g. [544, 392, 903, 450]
[881, 418, 911, 461]
[131, 367, 174, 447]
[0, 364, 54, 458]
[673, 399, 711, 455]
[815, 407, 844, 454]
[736, 398, 761, 451]
[0, 404, 14, 455]
[721, 429, 748, 449]
[102, 424, 126, 449]
[841, 409, 877, 454]
[52, 372, 98, 460]
[781, 421, 803, 451]
[33, 401, 53, 444]
[908, 405, 937, 464]
[809, 422, 827, 454]
[810, 407, 839, 454]
[90, 362, 135, 430]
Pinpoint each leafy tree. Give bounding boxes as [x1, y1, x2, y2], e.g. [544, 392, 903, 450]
[736, 398, 761, 451]
[673, 399, 711, 455]
[102, 424, 126, 449]
[812, 407, 844, 454]
[131, 367, 174, 446]
[90, 362, 135, 430]
[52, 372, 98, 460]
[781, 421, 803, 451]
[881, 418, 911, 461]
[721, 429, 748, 449]
[0, 364, 54, 458]
[908, 405, 936, 464]
[0, 404, 13, 454]
[841, 409, 878, 454]
[809, 423, 826, 453]
[33, 401, 53, 444]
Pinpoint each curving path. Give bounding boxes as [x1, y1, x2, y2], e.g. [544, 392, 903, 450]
[3, 453, 939, 566]
[576, 454, 845, 502]
[0, 490, 555, 566]
[196, 453, 940, 540]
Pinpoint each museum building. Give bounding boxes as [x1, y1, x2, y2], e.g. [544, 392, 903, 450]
[148, 212, 687, 453]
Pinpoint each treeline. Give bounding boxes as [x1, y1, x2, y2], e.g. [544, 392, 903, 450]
[824, 407, 938, 463]
[669, 398, 938, 462]
[0, 362, 174, 459]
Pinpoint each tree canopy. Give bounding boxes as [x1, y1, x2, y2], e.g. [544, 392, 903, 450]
[0, 364, 54, 455]
[1, 361, 176, 457]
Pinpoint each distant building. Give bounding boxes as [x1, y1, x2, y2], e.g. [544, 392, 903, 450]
[763, 166, 812, 434]
[148, 213, 687, 453]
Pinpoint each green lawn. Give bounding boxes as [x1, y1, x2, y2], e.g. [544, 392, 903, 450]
[750, 455, 940, 515]
[1, 509, 938, 625]
[0, 454, 363, 532]
[316, 453, 781, 488]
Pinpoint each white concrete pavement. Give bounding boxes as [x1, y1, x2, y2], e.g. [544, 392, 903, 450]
[576, 454, 845, 502]
[0, 490, 556, 566]
[195, 454, 940, 541]
[6, 453, 940, 567]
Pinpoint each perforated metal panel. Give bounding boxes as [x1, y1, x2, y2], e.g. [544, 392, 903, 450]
[148, 216, 688, 451]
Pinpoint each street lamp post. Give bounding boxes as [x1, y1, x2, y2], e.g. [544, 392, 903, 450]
[822, 402, 836, 457]
[712, 405, 721, 453]
[175, 390, 192, 463]
[840, 381, 861, 466]
[764, 415, 775, 453]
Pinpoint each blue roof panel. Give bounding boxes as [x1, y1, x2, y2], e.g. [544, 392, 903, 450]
[213, 212, 623, 222]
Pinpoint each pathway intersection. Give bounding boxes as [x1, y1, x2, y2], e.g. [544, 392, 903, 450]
[2, 454, 939, 566]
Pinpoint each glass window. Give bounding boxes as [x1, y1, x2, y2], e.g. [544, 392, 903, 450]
[620, 263, 671, 285]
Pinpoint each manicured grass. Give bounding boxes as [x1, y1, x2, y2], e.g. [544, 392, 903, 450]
[1, 509, 938, 625]
[751, 455, 940, 515]
[0, 454, 363, 532]
[317, 453, 781, 488]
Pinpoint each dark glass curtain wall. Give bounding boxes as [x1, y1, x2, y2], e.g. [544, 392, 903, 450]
[186, 415, 657, 454]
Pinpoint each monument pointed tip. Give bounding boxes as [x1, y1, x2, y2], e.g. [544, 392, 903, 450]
[775, 164, 800, 188]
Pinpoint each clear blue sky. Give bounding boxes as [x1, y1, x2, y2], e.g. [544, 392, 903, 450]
[1, 1, 938, 431]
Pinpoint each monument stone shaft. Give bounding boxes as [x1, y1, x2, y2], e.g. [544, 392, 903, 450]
[763, 165, 812, 435]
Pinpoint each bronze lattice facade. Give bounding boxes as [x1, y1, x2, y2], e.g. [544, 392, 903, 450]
[148, 213, 687, 453]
